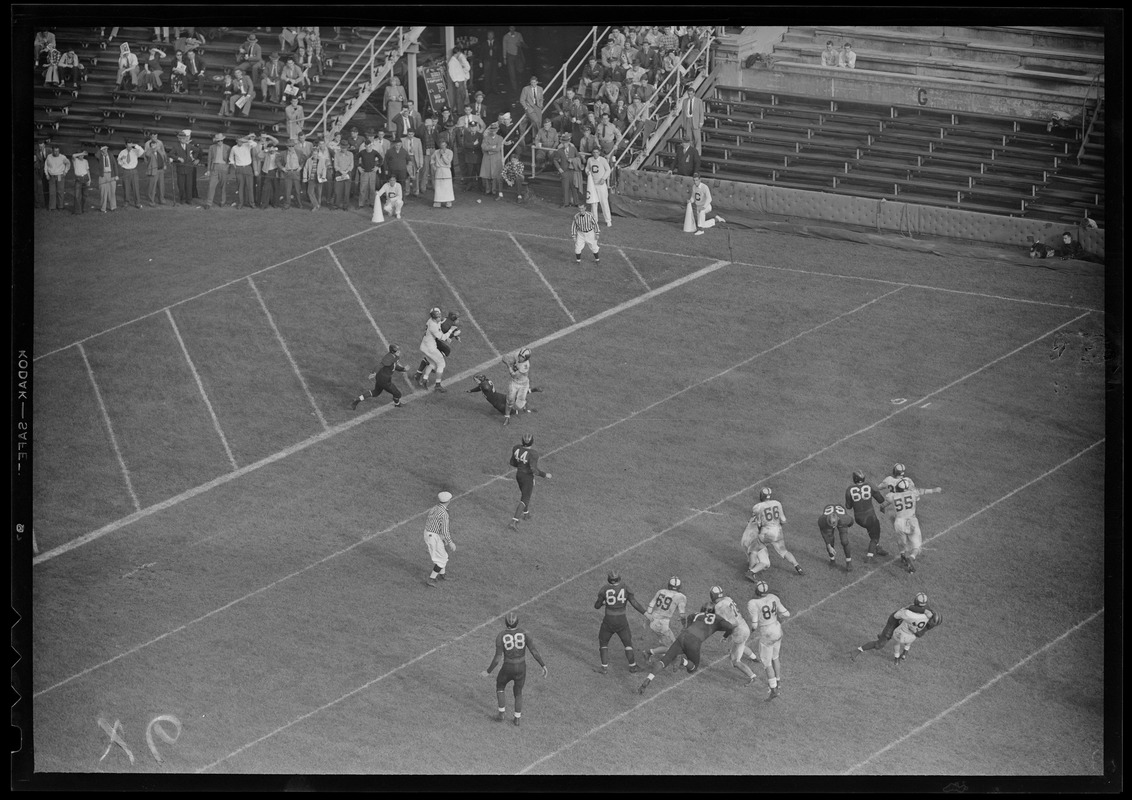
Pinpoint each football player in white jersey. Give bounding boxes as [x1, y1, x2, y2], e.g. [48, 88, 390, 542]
[888, 478, 942, 573]
[877, 463, 914, 526]
[707, 586, 760, 682]
[741, 487, 804, 580]
[746, 581, 791, 700]
[852, 593, 941, 664]
[644, 577, 688, 667]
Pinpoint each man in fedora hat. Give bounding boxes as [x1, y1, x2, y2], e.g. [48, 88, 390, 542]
[203, 133, 230, 209]
[169, 129, 201, 205]
[356, 130, 382, 210]
[553, 131, 582, 206]
[93, 144, 119, 212]
[519, 75, 545, 139]
[237, 33, 264, 90]
[144, 132, 169, 205]
[480, 121, 505, 197]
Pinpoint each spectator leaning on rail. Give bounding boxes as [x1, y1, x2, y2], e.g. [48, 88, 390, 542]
[821, 40, 838, 67]
[838, 42, 856, 69]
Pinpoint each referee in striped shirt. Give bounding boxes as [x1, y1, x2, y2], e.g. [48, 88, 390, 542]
[571, 203, 600, 263]
[425, 491, 457, 587]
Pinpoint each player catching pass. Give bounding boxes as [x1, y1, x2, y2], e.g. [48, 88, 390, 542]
[418, 307, 460, 392]
[638, 603, 735, 694]
[845, 470, 889, 564]
[748, 580, 791, 700]
[467, 372, 542, 416]
[852, 593, 942, 664]
[643, 576, 688, 668]
[742, 487, 804, 580]
[888, 478, 942, 574]
[508, 433, 551, 531]
[707, 586, 761, 683]
[413, 311, 460, 386]
[594, 568, 647, 674]
[502, 347, 534, 425]
[482, 612, 548, 727]
[818, 502, 855, 571]
[350, 344, 408, 411]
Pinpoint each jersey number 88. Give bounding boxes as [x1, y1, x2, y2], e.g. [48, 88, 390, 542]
[502, 633, 526, 650]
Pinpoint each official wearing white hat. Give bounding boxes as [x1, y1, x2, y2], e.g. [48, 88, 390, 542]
[425, 491, 456, 586]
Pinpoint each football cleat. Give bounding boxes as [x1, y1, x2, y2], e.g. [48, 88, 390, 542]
[512, 717, 520, 727]
[507, 519, 519, 531]
[349, 398, 360, 411]
[794, 565, 804, 576]
[758, 487, 772, 502]
[505, 612, 519, 629]
[628, 664, 640, 673]
[607, 569, 621, 584]
[637, 679, 651, 694]
[522, 433, 534, 446]
[766, 686, 779, 701]
[495, 710, 505, 722]
[709, 586, 724, 603]
[892, 463, 906, 477]
[914, 592, 928, 607]
[753, 580, 769, 597]
[852, 470, 866, 484]
[895, 478, 911, 492]
[667, 576, 682, 591]
[518, 347, 531, 361]
[906, 558, 916, 574]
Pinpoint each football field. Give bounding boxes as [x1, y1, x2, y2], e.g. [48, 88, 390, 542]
[26, 198, 1108, 778]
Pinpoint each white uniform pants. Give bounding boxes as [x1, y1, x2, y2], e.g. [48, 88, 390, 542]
[586, 177, 611, 225]
[420, 336, 446, 379]
[425, 531, 448, 572]
[574, 230, 599, 254]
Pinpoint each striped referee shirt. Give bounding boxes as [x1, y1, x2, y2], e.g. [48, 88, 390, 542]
[572, 209, 598, 237]
[424, 503, 453, 548]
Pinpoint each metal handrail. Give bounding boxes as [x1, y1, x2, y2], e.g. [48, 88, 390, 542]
[502, 26, 611, 163]
[611, 34, 716, 171]
[304, 26, 425, 139]
[1075, 71, 1103, 163]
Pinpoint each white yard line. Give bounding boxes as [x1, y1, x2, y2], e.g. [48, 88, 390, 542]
[78, 342, 140, 512]
[248, 277, 329, 432]
[518, 439, 1105, 774]
[166, 309, 238, 471]
[508, 232, 576, 323]
[326, 245, 390, 351]
[845, 609, 1105, 774]
[403, 221, 502, 359]
[617, 247, 651, 291]
[32, 257, 735, 569]
[34, 224, 389, 362]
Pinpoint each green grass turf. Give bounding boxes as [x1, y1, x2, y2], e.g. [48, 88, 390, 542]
[28, 192, 1106, 776]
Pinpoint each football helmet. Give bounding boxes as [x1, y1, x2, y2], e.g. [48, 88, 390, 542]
[607, 569, 621, 584]
[429, 307, 442, 320]
[892, 463, 906, 477]
[667, 576, 681, 591]
[521, 433, 534, 446]
[518, 348, 531, 361]
[895, 478, 911, 492]
[709, 586, 724, 603]
[852, 470, 866, 484]
[473, 374, 487, 384]
[754, 580, 769, 597]
[914, 592, 928, 607]
[505, 612, 519, 629]
[388, 344, 400, 354]
[758, 487, 772, 502]
[447, 311, 460, 321]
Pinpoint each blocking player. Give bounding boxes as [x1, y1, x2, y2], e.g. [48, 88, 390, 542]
[413, 311, 460, 385]
[888, 478, 942, 573]
[845, 470, 890, 564]
[748, 580, 791, 700]
[502, 347, 534, 425]
[707, 586, 760, 683]
[742, 487, 804, 580]
[852, 592, 942, 664]
[482, 612, 548, 727]
[877, 463, 914, 527]
[467, 372, 542, 416]
[818, 503, 855, 572]
[508, 433, 551, 531]
[594, 568, 647, 674]
[638, 603, 735, 694]
[644, 576, 688, 667]
[350, 343, 408, 411]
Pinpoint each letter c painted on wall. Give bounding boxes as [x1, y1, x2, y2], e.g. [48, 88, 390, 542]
[917, 88, 928, 106]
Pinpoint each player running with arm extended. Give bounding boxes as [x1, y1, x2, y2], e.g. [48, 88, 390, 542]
[507, 433, 551, 531]
[638, 603, 735, 694]
[350, 343, 408, 411]
[748, 580, 791, 700]
[594, 568, 646, 674]
[818, 503, 855, 572]
[707, 586, 760, 683]
[888, 478, 942, 573]
[482, 612, 548, 727]
[643, 576, 688, 668]
[852, 593, 941, 664]
[845, 470, 890, 564]
[742, 487, 804, 580]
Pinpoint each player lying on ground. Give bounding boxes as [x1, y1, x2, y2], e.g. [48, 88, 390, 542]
[852, 592, 942, 664]
[467, 373, 541, 415]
